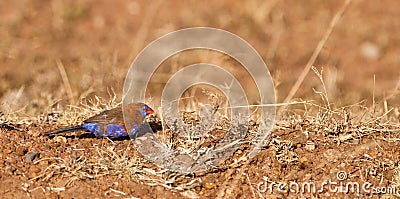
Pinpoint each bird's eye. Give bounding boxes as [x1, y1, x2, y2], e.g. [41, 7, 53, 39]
[142, 106, 149, 113]
[140, 105, 153, 115]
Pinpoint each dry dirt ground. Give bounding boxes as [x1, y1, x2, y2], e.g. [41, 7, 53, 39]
[1, 0, 400, 198]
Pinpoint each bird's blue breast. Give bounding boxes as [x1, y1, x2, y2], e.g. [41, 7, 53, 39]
[82, 123, 128, 138]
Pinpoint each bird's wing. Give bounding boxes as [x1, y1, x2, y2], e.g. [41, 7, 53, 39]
[83, 106, 124, 125]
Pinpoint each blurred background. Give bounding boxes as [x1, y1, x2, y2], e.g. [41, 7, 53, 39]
[0, 0, 399, 115]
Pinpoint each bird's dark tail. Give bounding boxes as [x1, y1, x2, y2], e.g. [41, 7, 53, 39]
[44, 126, 87, 136]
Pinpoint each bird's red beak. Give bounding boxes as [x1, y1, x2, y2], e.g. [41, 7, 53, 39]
[147, 107, 154, 115]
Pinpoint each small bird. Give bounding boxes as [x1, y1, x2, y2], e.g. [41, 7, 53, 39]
[44, 103, 154, 139]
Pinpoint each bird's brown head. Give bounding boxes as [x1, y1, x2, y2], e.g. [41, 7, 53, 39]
[123, 102, 154, 123]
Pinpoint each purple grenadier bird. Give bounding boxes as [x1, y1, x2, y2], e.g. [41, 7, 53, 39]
[44, 103, 154, 139]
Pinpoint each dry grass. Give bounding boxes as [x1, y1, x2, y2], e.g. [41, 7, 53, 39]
[19, 72, 398, 196]
[1, 0, 400, 198]
[1, 72, 398, 197]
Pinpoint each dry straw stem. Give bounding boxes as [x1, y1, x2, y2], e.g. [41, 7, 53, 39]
[281, 0, 352, 113]
[56, 59, 75, 105]
[220, 101, 308, 109]
[126, 0, 163, 65]
[311, 66, 331, 110]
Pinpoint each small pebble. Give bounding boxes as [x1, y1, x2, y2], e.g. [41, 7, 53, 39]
[122, 186, 131, 194]
[55, 136, 67, 143]
[16, 148, 27, 156]
[299, 156, 308, 163]
[38, 160, 48, 166]
[4, 149, 13, 154]
[204, 182, 217, 189]
[101, 184, 109, 191]
[48, 192, 59, 199]
[370, 149, 379, 156]
[26, 152, 40, 163]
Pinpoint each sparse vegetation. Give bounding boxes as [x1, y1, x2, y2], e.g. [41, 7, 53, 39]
[1, 0, 399, 198]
